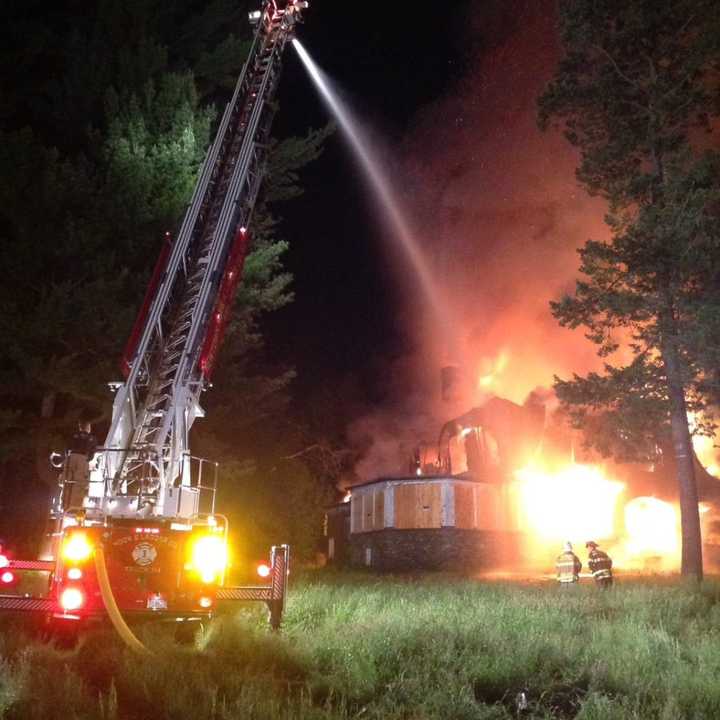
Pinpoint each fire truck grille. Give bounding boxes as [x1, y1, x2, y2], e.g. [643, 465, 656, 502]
[216, 586, 273, 601]
[0, 596, 55, 612]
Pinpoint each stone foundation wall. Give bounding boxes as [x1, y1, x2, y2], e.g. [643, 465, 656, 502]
[349, 528, 523, 572]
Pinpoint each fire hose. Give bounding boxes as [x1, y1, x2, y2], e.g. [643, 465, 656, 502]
[94, 547, 152, 655]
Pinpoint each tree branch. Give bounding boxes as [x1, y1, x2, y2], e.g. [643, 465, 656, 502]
[592, 44, 642, 90]
[281, 444, 325, 461]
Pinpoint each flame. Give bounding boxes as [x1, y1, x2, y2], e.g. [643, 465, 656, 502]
[693, 432, 719, 477]
[477, 351, 509, 392]
[688, 411, 720, 477]
[469, 349, 568, 405]
[623, 497, 679, 557]
[512, 460, 684, 571]
[513, 462, 623, 542]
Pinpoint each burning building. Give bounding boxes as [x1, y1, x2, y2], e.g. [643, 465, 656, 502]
[334, 390, 720, 574]
[345, 396, 542, 571]
[319, 0, 720, 576]
[346, 475, 521, 572]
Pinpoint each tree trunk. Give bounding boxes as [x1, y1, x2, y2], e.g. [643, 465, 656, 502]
[661, 336, 703, 580]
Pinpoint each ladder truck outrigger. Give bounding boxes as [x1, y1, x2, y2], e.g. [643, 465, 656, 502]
[0, 0, 308, 642]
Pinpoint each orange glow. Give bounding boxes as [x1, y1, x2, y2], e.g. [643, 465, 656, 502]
[623, 497, 679, 557]
[512, 460, 685, 571]
[62, 532, 93, 563]
[188, 534, 228, 583]
[477, 351, 510, 392]
[693, 430, 719, 477]
[514, 461, 623, 542]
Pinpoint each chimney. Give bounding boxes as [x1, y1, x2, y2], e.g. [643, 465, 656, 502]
[441, 365, 462, 403]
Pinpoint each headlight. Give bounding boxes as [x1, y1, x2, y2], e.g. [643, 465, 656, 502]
[188, 535, 227, 583]
[62, 532, 93, 563]
[60, 587, 85, 612]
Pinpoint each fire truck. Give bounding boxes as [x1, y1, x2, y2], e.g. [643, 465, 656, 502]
[0, 0, 308, 644]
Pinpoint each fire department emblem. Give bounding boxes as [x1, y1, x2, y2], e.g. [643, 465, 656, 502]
[131, 542, 157, 566]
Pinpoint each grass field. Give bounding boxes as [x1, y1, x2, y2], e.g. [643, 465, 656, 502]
[1, 571, 719, 719]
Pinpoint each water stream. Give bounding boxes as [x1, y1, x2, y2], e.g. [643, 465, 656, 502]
[292, 39, 453, 339]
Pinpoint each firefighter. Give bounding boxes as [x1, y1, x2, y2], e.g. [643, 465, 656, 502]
[556, 541, 582, 587]
[586, 541, 613, 588]
[62, 419, 97, 510]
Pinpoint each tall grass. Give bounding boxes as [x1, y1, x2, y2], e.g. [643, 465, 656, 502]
[0, 572, 719, 718]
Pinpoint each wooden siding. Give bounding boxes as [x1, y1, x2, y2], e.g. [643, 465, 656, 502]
[475, 484, 502, 531]
[395, 483, 442, 529]
[454, 484, 475, 529]
[501, 483, 524, 532]
[350, 488, 387, 533]
[374, 490, 385, 530]
[352, 479, 507, 533]
[351, 495, 362, 533]
[362, 493, 374, 532]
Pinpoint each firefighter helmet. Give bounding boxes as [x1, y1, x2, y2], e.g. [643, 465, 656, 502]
[585, 540, 598, 549]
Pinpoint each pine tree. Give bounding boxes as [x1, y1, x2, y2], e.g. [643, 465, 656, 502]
[538, 0, 720, 579]
[0, 1, 328, 546]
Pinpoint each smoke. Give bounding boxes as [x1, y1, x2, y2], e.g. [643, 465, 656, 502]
[404, 0, 609, 400]
[347, 356, 448, 480]
[350, 0, 610, 482]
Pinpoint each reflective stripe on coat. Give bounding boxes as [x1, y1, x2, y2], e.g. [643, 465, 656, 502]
[588, 549, 613, 580]
[556, 551, 581, 583]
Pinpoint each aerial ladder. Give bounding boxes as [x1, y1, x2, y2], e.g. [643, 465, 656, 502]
[0, 0, 308, 638]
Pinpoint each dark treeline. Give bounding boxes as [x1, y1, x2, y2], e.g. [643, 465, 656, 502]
[0, 0, 344, 562]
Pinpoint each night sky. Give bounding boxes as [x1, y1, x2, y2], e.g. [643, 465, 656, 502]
[0, 0, 608, 471]
[265, 0, 615, 478]
[268, 0, 474, 403]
